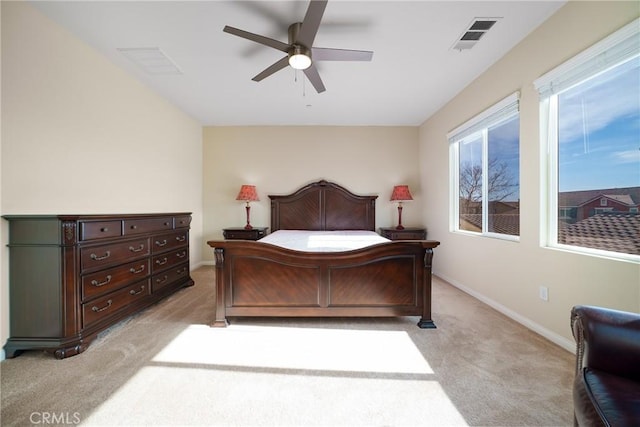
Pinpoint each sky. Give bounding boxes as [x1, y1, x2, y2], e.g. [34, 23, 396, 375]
[458, 115, 520, 202]
[558, 56, 640, 192]
[457, 55, 639, 201]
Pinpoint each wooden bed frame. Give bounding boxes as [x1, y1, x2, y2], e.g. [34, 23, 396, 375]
[207, 180, 440, 328]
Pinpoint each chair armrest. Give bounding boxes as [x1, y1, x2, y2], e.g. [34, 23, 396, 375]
[571, 305, 640, 381]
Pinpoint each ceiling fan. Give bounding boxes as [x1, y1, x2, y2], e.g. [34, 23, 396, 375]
[223, 0, 373, 93]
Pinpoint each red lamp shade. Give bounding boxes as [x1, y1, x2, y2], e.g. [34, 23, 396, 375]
[390, 185, 413, 202]
[236, 185, 260, 202]
[390, 185, 413, 230]
[236, 185, 259, 229]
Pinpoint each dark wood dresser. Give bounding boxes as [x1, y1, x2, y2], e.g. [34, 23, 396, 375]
[3, 213, 194, 359]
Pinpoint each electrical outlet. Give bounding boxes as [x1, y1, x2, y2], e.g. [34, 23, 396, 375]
[539, 286, 549, 301]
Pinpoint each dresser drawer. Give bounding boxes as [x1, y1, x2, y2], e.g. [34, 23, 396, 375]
[80, 238, 150, 272]
[81, 259, 150, 302]
[82, 280, 151, 328]
[151, 231, 189, 254]
[152, 248, 189, 273]
[174, 215, 191, 229]
[152, 264, 189, 292]
[123, 217, 173, 236]
[80, 220, 122, 241]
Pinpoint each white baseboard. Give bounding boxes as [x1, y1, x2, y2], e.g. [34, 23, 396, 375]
[434, 273, 576, 354]
[191, 260, 214, 269]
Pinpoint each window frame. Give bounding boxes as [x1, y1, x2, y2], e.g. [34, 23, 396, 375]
[448, 92, 520, 241]
[535, 18, 640, 262]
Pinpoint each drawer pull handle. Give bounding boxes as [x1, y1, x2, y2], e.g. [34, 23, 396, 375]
[156, 275, 168, 284]
[176, 251, 187, 259]
[129, 286, 146, 296]
[91, 275, 112, 287]
[92, 300, 112, 313]
[90, 251, 111, 261]
[155, 239, 168, 247]
[164, 222, 170, 226]
[100, 227, 109, 232]
[130, 225, 138, 230]
[177, 267, 187, 274]
[155, 257, 168, 266]
[176, 236, 186, 242]
[129, 244, 145, 253]
[129, 265, 145, 274]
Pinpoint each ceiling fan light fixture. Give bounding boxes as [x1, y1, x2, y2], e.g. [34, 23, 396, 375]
[289, 46, 312, 70]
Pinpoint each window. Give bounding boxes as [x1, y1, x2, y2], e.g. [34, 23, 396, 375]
[594, 207, 614, 215]
[536, 18, 640, 260]
[449, 93, 520, 239]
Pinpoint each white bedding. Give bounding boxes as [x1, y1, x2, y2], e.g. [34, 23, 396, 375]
[258, 230, 390, 252]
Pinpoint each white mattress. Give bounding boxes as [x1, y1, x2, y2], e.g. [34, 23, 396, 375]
[258, 230, 390, 252]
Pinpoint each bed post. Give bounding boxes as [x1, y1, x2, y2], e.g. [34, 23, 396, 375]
[212, 248, 229, 327]
[417, 247, 436, 329]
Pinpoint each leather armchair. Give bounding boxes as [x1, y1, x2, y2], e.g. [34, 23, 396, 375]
[571, 305, 640, 427]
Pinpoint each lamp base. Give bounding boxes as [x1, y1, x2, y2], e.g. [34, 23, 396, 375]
[395, 204, 405, 230]
[244, 204, 253, 230]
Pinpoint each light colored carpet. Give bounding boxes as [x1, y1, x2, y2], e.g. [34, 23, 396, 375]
[1, 267, 575, 426]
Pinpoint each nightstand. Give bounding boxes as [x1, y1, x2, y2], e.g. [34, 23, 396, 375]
[223, 227, 268, 241]
[379, 227, 427, 240]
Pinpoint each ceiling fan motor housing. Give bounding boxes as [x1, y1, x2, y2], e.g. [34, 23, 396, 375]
[288, 22, 304, 45]
[287, 23, 312, 69]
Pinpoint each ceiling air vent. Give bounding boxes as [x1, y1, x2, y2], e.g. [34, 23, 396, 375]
[452, 18, 500, 51]
[117, 47, 183, 75]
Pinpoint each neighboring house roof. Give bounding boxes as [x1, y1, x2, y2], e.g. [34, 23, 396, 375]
[576, 193, 636, 208]
[602, 194, 635, 206]
[558, 212, 640, 255]
[559, 187, 640, 208]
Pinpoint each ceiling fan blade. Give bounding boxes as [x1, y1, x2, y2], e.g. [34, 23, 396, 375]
[303, 65, 326, 93]
[252, 56, 290, 82]
[296, 0, 328, 47]
[312, 47, 373, 61]
[223, 26, 290, 53]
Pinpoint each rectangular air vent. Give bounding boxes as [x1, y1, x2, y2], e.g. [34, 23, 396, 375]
[452, 18, 500, 51]
[117, 47, 183, 75]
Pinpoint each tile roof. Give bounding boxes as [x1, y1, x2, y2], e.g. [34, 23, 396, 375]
[558, 212, 640, 255]
[460, 213, 520, 236]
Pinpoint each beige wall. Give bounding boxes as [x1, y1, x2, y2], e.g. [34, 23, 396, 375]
[202, 126, 420, 261]
[0, 1, 6, 364]
[420, 1, 640, 351]
[1, 3, 203, 359]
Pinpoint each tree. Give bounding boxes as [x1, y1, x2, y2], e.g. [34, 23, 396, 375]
[459, 157, 518, 214]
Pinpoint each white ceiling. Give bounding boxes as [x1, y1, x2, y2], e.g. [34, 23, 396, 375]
[32, 1, 565, 126]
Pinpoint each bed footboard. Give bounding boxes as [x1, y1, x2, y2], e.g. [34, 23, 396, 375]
[207, 240, 439, 328]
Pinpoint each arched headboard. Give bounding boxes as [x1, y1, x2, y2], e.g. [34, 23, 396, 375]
[269, 180, 378, 232]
